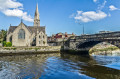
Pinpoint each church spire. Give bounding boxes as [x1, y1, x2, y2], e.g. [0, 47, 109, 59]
[34, 3, 40, 27]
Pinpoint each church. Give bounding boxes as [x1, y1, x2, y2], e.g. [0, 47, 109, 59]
[6, 4, 47, 46]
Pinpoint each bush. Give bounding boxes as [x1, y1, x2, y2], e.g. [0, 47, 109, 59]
[2, 41, 12, 47]
[6, 42, 12, 47]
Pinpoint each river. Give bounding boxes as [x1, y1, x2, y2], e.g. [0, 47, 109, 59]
[0, 53, 120, 79]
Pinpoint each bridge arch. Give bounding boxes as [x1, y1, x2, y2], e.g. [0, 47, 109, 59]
[76, 40, 120, 54]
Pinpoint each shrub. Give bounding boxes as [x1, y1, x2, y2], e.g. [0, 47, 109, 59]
[5, 42, 12, 47]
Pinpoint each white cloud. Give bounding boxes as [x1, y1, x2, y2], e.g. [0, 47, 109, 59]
[109, 5, 118, 11]
[98, 0, 107, 10]
[0, 0, 33, 22]
[93, 0, 97, 3]
[74, 11, 107, 23]
[3, 9, 23, 17]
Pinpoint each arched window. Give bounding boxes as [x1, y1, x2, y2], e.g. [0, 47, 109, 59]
[18, 29, 25, 39]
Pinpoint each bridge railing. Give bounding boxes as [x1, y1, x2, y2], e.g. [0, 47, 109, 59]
[75, 32, 120, 39]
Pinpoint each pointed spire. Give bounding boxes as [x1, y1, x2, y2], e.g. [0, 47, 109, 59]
[35, 3, 39, 20]
[34, 3, 40, 26]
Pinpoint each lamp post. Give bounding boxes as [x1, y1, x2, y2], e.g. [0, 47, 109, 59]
[78, 23, 85, 35]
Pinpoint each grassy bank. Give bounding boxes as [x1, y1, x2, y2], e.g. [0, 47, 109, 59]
[89, 46, 120, 54]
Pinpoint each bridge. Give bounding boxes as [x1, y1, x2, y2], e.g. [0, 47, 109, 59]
[64, 31, 120, 54]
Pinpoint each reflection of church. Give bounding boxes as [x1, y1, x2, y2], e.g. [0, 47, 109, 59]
[7, 4, 47, 46]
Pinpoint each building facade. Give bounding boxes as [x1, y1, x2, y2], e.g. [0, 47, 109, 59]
[48, 32, 76, 46]
[7, 4, 47, 46]
[49, 32, 76, 42]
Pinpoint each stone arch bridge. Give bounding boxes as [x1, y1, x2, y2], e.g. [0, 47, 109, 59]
[64, 31, 120, 54]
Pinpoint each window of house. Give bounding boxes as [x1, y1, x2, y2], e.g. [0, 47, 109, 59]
[18, 29, 25, 39]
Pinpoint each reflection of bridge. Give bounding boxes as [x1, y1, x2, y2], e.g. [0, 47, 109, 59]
[64, 31, 120, 54]
[61, 53, 120, 79]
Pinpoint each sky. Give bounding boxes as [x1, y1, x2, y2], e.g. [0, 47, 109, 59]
[0, 0, 120, 36]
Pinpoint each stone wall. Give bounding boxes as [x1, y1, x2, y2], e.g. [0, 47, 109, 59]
[0, 46, 61, 55]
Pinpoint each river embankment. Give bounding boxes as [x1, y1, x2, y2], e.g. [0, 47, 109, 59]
[89, 45, 120, 55]
[0, 46, 61, 56]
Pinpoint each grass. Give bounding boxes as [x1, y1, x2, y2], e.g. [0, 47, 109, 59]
[89, 46, 119, 54]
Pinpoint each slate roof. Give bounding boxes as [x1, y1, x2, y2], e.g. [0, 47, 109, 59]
[8, 26, 17, 34]
[8, 26, 45, 34]
[27, 26, 45, 34]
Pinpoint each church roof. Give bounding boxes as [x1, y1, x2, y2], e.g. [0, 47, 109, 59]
[8, 26, 45, 34]
[27, 26, 45, 34]
[8, 26, 17, 34]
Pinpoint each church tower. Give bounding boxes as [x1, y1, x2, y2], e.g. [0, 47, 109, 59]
[34, 4, 40, 27]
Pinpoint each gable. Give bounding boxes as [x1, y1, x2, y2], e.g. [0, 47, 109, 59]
[7, 22, 46, 35]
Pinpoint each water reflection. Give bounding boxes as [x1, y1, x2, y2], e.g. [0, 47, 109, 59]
[0, 53, 119, 79]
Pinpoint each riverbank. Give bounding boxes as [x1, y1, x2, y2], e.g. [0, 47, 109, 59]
[0, 46, 61, 56]
[90, 49, 120, 55]
[89, 45, 120, 55]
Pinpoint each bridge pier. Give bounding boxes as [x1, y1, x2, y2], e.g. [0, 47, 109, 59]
[63, 46, 90, 55]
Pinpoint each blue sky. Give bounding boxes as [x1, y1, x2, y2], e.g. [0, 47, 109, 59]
[0, 0, 120, 36]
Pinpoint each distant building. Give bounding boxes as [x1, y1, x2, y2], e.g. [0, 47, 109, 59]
[7, 4, 47, 46]
[48, 32, 76, 46]
[99, 31, 112, 34]
[52, 32, 75, 42]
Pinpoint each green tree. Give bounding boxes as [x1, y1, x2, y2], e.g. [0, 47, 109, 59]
[0, 29, 7, 43]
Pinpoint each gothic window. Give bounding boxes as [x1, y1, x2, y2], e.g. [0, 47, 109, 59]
[43, 35, 44, 38]
[18, 29, 25, 39]
[39, 35, 40, 38]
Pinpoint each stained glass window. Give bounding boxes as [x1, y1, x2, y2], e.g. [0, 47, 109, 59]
[18, 29, 25, 39]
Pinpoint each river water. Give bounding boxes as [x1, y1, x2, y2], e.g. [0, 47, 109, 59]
[0, 53, 120, 79]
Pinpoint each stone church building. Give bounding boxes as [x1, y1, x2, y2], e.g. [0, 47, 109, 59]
[7, 4, 47, 46]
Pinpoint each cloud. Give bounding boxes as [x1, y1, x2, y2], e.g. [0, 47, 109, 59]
[73, 11, 107, 23]
[0, 0, 33, 22]
[109, 5, 118, 11]
[98, 0, 107, 10]
[93, 0, 97, 3]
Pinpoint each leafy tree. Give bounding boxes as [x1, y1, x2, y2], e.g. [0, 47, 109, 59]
[2, 41, 6, 47]
[0, 29, 7, 43]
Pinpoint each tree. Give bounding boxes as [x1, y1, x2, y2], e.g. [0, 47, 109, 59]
[0, 29, 7, 42]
